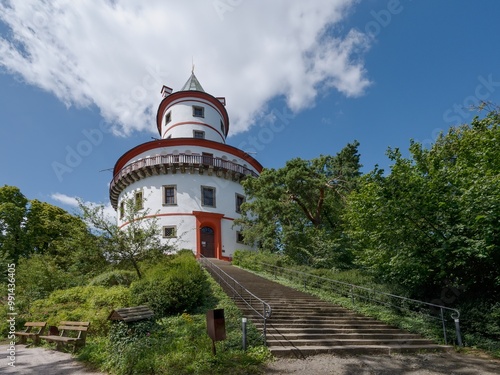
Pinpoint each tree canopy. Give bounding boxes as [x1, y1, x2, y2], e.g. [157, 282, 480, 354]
[345, 111, 500, 299]
[237, 141, 361, 268]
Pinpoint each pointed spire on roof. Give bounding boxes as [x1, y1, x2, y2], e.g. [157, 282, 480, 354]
[181, 70, 205, 92]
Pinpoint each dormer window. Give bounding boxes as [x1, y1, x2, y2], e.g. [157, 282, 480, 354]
[193, 130, 205, 139]
[193, 105, 204, 118]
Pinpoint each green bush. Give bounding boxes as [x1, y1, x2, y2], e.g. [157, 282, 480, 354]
[89, 270, 138, 287]
[16, 254, 79, 301]
[28, 285, 131, 336]
[130, 253, 207, 318]
[86, 275, 270, 375]
[106, 319, 161, 373]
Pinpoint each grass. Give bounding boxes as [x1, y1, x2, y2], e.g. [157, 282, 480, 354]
[76, 271, 272, 375]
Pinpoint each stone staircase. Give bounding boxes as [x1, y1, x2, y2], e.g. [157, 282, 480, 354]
[205, 259, 450, 357]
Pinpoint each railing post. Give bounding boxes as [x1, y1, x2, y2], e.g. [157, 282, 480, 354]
[242, 317, 247, 351]
[440, 307, 448, 345]
[350, 285, 355, 305]
[263, 305, 267, 345]
[454, 318, 463, 347]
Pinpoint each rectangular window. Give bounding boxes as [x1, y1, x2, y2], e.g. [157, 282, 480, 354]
[235, 194, 245, 213]
[201, 186, 216, 207]
[165, 111, 171, 124]
[236, 231, 245, 244]
[163, 185, 177, 205]
[193, 105, 204, 118]
[135, 191, 143, 210]
[163, 226, 177, 238]
[193, 130, 205, 139]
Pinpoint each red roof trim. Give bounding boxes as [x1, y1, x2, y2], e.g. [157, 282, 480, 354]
[113, 138, 263, 175]
[156, 91, 229, 136]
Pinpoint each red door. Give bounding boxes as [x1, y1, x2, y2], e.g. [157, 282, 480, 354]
[200, 226, 215, 258]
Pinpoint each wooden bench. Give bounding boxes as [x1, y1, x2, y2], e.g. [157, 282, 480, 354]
[39, 321, 90, 352]
[14, 322, 47, 345]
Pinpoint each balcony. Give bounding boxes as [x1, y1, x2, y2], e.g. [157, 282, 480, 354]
[109, 153, 258, 209]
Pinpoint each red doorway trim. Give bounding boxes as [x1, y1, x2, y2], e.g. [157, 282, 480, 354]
[192, 211, 225, 260]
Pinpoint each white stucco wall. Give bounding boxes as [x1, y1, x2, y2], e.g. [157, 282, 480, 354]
[161, 99, 226, 143]
[117, 165, 253, 258]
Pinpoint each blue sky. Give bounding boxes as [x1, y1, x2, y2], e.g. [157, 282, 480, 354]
[1, 0, 499, 215]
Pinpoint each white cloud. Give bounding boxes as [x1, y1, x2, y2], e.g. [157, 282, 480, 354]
[50, 192, 79, 207]
[0, 0, 371, 136]
[51, 192, 115, 222]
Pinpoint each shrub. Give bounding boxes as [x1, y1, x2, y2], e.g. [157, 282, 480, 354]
[28, 285, 132, 336]
[89, 270, 138, 287]
[130, 253, 207, 318]
[16, 254, 78, 301]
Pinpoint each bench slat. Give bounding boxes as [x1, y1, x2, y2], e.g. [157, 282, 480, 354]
[58, 325, 89, 331]
[24, 322, 46, 327]
[59, 321, 90, 326]
[40, 335, 80, 343]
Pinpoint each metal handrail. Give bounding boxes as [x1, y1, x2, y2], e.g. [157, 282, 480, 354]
[199, 256, 272, 344]
[247, 261, 462, 346]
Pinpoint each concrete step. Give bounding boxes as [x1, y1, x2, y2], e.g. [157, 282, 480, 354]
[262, 324, 402, 335]
[267, 344, 451, 357]
[262, 330, 421, 341]
[266, 338, 436, 347]
[203, 259, 449, 357]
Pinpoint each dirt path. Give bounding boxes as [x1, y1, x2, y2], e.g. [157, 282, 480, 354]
[264, 351, 500, 375]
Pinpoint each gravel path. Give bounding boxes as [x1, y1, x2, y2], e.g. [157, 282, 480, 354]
[0, 344, 102, 374]
[263, 351, 500, 375]
[2, 344, 500, 374]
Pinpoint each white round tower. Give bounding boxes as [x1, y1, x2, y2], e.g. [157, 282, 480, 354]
[109, 72, 262, 260]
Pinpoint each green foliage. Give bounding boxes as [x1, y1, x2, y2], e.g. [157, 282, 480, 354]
[460, 300, 500, 352]
[345, 112, 500, 299]
[0, 185, 28, 264]
[0, 186, 108, 284]
[233, 250, 381, 290]
[89, 270, 138, 287]
[25, 199, 88, 255]
[16, 254, 78, 303]
[237, 141, 361, 268]
[106, 319, 160, 373]
[76, 273, 270, 375]
[79, 198, 170, 279]
[28, 285, 131, 336]
[130, 253, 208, 318]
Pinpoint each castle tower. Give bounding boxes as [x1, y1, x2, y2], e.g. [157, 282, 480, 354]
[109, 72, 262, 259]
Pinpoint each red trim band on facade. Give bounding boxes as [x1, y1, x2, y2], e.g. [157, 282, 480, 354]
[118, 212, 237, 229]
[156, 91, 229, 136]
[112, 138, 263, 176]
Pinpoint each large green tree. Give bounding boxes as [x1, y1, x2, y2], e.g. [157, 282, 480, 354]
[345, 112, 500, 299]
[237, 141, 361, 268]
[0, 185, 28, 262]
